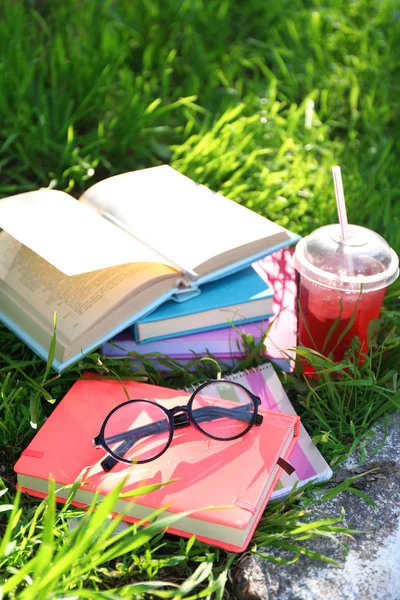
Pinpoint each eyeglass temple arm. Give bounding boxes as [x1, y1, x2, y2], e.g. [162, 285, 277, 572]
[176, 404, 263, 428]
[100, 403, 263, 472]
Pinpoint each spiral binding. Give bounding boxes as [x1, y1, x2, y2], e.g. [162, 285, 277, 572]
[180, 362, 273, 392]
[225, 362, 272, 382]
[182, 384, 196, 393]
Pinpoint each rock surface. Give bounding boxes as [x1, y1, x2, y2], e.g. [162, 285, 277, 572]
[231, 412, 400, 600]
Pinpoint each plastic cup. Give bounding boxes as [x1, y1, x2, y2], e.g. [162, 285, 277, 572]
[294, 224, 399, 361]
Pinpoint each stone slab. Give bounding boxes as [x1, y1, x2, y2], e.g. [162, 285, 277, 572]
[231, 412, 400, 600]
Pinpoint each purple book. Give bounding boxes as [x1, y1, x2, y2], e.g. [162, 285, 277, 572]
[101, 248, 298, 372]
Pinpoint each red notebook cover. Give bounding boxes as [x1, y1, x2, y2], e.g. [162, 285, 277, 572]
[14, 375, 299, 552]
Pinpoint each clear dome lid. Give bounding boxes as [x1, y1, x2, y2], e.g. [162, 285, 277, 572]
[294, 224, 399, 291]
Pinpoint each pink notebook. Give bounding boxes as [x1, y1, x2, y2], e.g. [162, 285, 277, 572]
[101, 248, 297, 372]
[14, 374, 299, 553]
[224, 364, 332, 498]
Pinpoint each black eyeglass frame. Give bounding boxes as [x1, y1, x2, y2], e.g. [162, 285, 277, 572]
[93, 379, 263, 471]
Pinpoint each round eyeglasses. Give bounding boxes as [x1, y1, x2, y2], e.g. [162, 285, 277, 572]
[93, 379, 263, 471]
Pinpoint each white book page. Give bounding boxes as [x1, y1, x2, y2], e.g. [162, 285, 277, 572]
[0, 189, 174, 276]
[80, 165, 290, 273]
[0, 231, 176, 342]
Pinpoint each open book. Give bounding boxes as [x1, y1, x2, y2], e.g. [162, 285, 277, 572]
[0, 165, 299, 371]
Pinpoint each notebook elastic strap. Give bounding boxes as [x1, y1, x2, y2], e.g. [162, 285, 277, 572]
[277, 457, 295, 475]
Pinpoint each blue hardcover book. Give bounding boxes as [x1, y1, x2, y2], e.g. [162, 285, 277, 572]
[133, 265, 274, 343]
[0, 165, 299, 372]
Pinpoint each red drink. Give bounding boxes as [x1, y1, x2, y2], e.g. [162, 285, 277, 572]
[294, 224, 398, 364]
[298, 277, 386, 361]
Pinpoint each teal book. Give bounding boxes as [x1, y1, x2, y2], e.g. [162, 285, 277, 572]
[0, 165, 299, 372]
[133, 265, 274, 343]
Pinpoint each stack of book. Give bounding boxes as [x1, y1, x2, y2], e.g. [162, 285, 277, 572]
[0, 165, 300, 371]
[101, 247, 298, 372]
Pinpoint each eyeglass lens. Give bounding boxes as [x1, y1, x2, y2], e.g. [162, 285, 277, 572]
[103, 401, 171, 463]
[191, 381, 255, 439]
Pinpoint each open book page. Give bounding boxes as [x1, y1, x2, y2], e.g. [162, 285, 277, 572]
[0, 231, 177, 344]
[0, 189, 175, 276]
[79, 165, 294, 276]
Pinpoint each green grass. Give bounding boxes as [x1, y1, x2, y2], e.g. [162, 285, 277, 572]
[1, 0, 400, 597]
